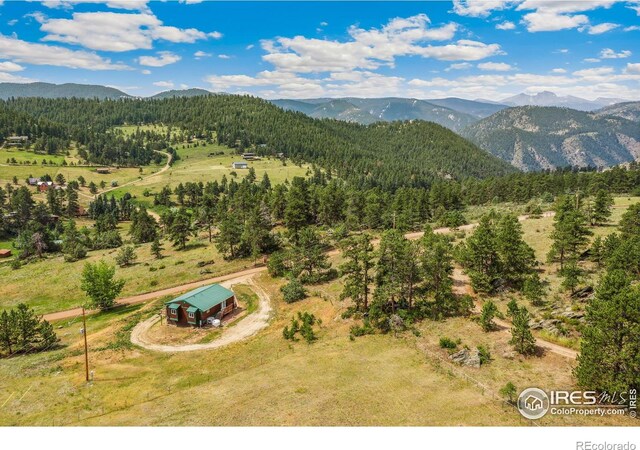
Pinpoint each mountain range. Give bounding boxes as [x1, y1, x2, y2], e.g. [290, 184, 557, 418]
[462, 105, 640, 171]
[0, 82, 131, 100]
[1, 82, 639, 172]
[270, 97, 504, 132]
[496, 91, 625, 111]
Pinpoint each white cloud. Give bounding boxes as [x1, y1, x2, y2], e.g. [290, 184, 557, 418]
[522, 11, 589, 32]
[259, 15, 498, 74]
[600, 48, 632, 59]
[586, 22, 619, 34]
[141, 69, 151, 75]
[39, 0, 150, 11]
[452, 0, 517, 17]
[246, 44, 255, 50]
[624, 25, 640, 31]
[218, 54, 231, 59]
[477, 61, 513, 71]
[625, 63, 640, 74]
[7, 19, 18, 26]
[584, 58, 601, 63]
[445, 62, 472, 71]
[38, 12, 222, 52]
[551, 68, 566, 73]
[153, 81, 174, 88]
[0, 71, 34, 83]
[194, 51, 212, 59]
[138, 51, 181, 67]
[517, 0, 629, 32]
[496, 21, 516, 30]
[320, 21, 328, 27]
[0, 61, 25, 72]
[0, 33, 128, 70]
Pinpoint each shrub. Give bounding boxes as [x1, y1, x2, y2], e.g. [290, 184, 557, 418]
[280, 279, 306, 303]
[477, 345, 492, 365]
[499, 382, 517, 404]
[439, 336, 458, 350]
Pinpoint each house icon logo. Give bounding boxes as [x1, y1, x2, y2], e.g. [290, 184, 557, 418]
[517, 388, 550, 420]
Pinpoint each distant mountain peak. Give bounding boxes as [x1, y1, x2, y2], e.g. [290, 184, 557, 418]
[500, 91, 628, 111]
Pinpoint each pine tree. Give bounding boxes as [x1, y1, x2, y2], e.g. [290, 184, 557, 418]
[14, 303, 41, 352]
[339, 233, 374, 312]
[548, 196, 591, 269]
[168, 208, 193, 250]
[560, 256, 583, 294]
[591, 190, 614, 226]
[510, 306, 536, 355]
[479, 300, 498, 331]
[0, 310, 17, 355]
[419, 227, 457, 317]
[151, 237, 164, 259]
[459, 214, 500, 294]
[618, 203, 640, 238]
[575, 269, 640, 392]
[129, 207, 157, 244]
[496, 214, 536, 289]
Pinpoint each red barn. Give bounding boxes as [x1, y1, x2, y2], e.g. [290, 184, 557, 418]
[165, 284, 236, 327]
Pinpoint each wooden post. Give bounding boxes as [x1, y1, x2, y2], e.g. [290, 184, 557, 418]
[82, 307, 89, 382]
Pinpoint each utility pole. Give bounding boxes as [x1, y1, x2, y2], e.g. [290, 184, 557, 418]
[81, 307, 89, 382]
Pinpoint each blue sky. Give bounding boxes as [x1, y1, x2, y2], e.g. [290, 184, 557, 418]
[0, 1, 638, 100]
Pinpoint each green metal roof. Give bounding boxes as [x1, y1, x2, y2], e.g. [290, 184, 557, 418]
[186, 306, 198, 313]
[167, 303, 180, 310]
[165, 284, 234, 312]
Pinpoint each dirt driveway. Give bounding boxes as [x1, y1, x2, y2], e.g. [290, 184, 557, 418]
[129, 274, 272, 352]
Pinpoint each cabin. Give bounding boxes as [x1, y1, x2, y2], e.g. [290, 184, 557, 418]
[241, 152, 255, 160]
[231, 161, 248, 169]
[96, 168, 111, 174]
[37, 181, 54, 192]
[27, 177, 40, 186]
[0, 249, 11, 258]
[6, 136, 28, 147]
[165, 284, 237, 327]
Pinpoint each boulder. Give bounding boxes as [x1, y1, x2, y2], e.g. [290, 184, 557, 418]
[449, 348, 481, 368]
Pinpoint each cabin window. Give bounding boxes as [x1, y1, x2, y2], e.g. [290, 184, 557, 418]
[188, 312, 195, 319]
[170, 308, 177, 315]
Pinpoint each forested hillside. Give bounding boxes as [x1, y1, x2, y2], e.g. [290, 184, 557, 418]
[463, 106, 640, 171]
[0, 82, 130, 100]
[1, 95, 515, 190]
[271, 97, 479, 131]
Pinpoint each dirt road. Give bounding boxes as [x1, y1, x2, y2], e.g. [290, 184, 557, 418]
[42, 266, 266, 322]
[130, 274, 272, 352]
[452, 267, 578, 360]
[77, 150, 172, 203]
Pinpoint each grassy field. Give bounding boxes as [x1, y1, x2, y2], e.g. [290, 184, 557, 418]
[0, 227, 257, 315]
[0, 268, 633, 426]
[109, 142, 310, 208]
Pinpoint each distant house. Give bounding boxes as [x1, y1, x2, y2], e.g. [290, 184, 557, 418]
[6, 136, 28, 146]
[96, 168, 111, 174]
[0, 249, 11, 258]
[165, 284, 237, 327]
[37, 181, 54, 192]
[241, 152, 256, 160]
[27, 177, 40, 186]
[231, 161, 248, 169]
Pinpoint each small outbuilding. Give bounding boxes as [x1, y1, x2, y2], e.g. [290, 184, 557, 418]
[231, 161, 248, 169]
[165, 284, 237, 327]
